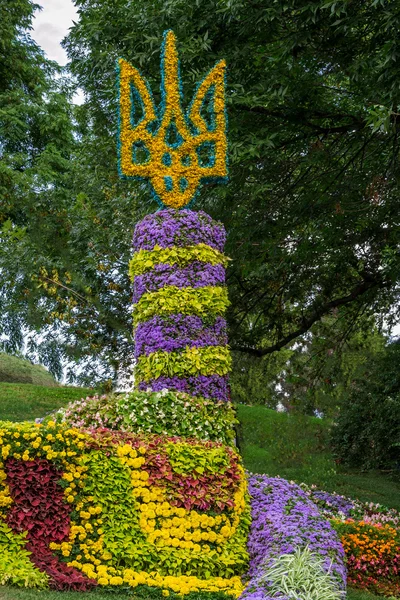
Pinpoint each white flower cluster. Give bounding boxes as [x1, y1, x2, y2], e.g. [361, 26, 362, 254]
[52, 389, 237, 446]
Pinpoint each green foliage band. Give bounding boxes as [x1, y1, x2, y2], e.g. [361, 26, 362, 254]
[0, 520, 49, 588]
[136, 346, 232, 383]
[133, 286, 230, 325]
[129, 244, 228, 279]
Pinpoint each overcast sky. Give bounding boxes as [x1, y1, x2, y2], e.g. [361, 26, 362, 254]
[32, 0, 78, 66]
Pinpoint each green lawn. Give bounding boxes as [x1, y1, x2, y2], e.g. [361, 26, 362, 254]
[0, 586, 385, 600]
[237, 404, 400, 511]
[0, 382, 92, 422]
[0, 585, 386, 599]
[0, 388, 399, 600]
[347, 590, 392, 600]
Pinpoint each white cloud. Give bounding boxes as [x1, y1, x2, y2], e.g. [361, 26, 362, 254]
[32, 0, 84, 104]
[32, 0, 78, 66]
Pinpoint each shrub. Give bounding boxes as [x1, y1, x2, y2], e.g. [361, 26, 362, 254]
[52, 389, 237, 445]
[331, 341, 400, 472]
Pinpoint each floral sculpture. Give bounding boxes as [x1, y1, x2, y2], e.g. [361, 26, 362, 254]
[119, 28, 232, 400]
[117, 29, 228, 209]
[0, 29, 347, 600]
[130, 209, 231, 401]
[0, 421, 250, 594]
[0, 30, 251, 596]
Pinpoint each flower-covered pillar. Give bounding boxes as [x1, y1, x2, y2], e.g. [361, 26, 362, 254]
[117, 30, 231, 401]
[129, 209, 231, 401]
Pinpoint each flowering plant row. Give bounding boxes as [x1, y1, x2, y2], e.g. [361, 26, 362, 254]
[333, 519, 400, 597]
[299, 484, 356, 521]
[0, 421, 249, 595]
[301, 482, 400, 528]
[300, 483, 400, 596]
[241, 475, 346, 600]
[53, 389, 237, 445]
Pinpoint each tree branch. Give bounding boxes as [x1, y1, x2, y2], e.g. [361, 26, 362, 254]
[234, 103, 366, 134]
[231, 274, 385, 357]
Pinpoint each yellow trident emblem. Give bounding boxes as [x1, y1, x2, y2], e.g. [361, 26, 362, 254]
[117, 30, 228, 209]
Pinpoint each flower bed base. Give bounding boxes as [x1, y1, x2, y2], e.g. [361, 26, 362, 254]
[0, 420, 250, 595]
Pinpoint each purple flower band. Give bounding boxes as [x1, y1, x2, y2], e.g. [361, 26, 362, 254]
[133, 209, 226, 253]
[138, 374, 230, 402]
[133, 262, 226, 303]
[240, 475, 346, 600]
[135, 315, 228, 357]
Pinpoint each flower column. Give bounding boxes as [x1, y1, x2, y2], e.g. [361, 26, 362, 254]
[130, 209, 232, 402]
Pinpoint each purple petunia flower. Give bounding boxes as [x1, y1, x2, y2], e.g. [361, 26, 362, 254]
[138, 374, 230, 402]
[133, 262, 226, 303]
[133, 209, 226, 252]
[310, 490, 355, 518]
[240, 475, 346, 600]
[134, 315, 228, 357]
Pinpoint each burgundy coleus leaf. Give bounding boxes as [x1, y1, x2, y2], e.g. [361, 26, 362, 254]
[4, 458, 96, 591]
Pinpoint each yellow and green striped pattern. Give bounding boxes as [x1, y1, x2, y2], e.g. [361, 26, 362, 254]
[133, 285, 229, 325]
[129, 243, 228, 279]
[135, 346, 232, 383]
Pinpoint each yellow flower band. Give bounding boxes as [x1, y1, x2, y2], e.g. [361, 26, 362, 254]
[133, 285, 229, 324]
[0, 422, 250, 595]
[117, 30, 228, 209]
[129, 243, 228, 278]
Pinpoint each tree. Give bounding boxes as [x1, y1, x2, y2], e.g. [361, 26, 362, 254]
[2, 0, 400, 382]
[331, 339, 400, 472]
[230, 346, 292, 407]
[275, 316, 387, 416]
[0, 0, 78, 376]
[64, 0, 400, 358]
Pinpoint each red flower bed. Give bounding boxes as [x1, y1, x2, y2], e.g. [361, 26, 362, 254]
[5, 458, 96, 591]
[334, 519, 400, 597]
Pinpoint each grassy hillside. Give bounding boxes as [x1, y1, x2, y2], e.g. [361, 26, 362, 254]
[0, 353, 57, 387]
[237, 404, 400, 511]
[0, 382, 91, 422]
